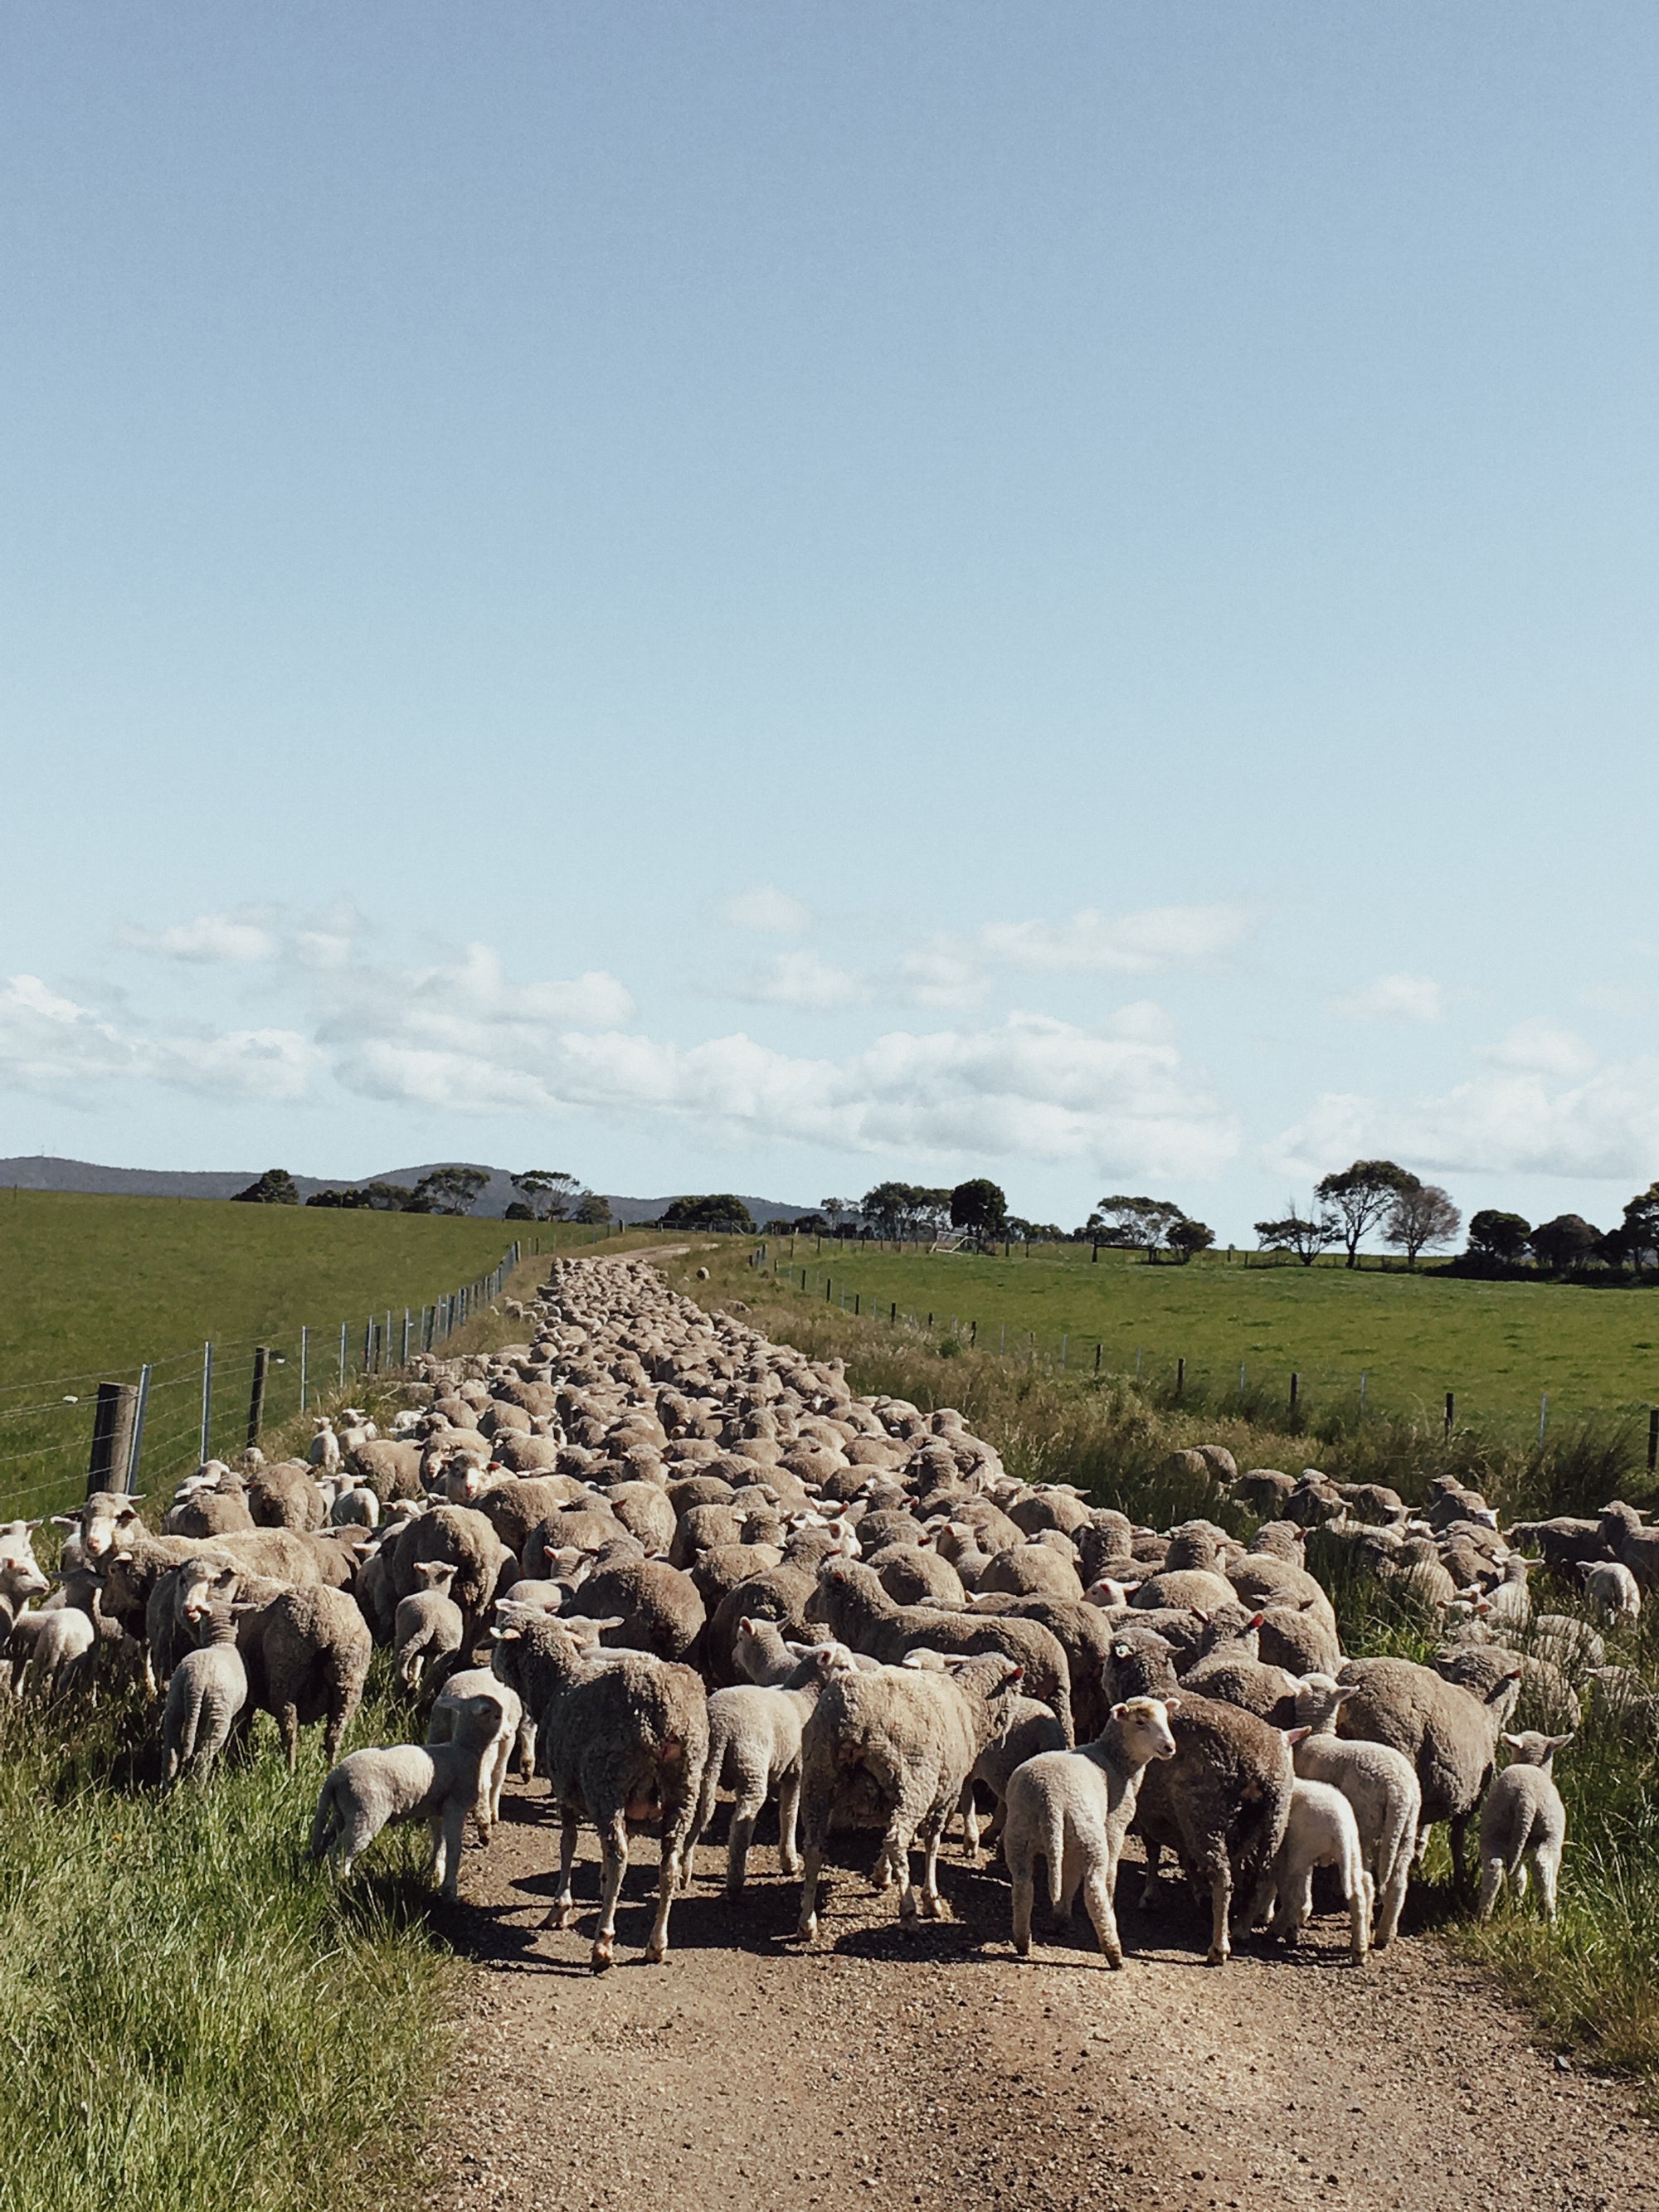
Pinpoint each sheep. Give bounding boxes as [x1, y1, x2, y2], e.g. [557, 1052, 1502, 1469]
[489, 1603, 708, 1968]
[1102, 1627, 1293, 1964]
[311, 1694, 503, 1898]
[307, 1417, 343, 1475]
[395, 1561, 465, 1691]
[427, 1666, 525, 1836]
[562, 1558, 706, 1663]
[692, 1646, 846, 1894]
[162, 1604, 248, 1781]
[1477, 1730, 1571, 1920]
[796, 1652, 1024, 1937]
[1249, 1774, 1373, 1964]
[243, 1458, 328, 1532]
[1335, 1654, 1520, 1883]
[1598, 1501, 1659, 1589]
[21, 1597, 100, 1702]
[1291, 1675, 1421, 1947]
[1581, 1560, 1641, 1626]
[231, 1578, 375, 1769]
[956, 1692, 1070, 1863]
[1004, 1696, 1180, 1965]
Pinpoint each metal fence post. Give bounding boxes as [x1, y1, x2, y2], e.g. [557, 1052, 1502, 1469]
[299, 1325, 309, 1412]
[200, 1342, 214, 1463]
[126, 1364, 152, 1491]
[338, 1321, 348, 1389]
[247, 1347, 270, 1448]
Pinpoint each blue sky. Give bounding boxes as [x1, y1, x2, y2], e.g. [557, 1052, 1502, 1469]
[2, 3, 1657, 1237]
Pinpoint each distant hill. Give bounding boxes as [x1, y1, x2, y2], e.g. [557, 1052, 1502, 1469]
[0, 1155, 816, 1227]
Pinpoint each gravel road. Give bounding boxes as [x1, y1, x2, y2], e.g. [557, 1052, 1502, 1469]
[432, 1787, 1655, 2212]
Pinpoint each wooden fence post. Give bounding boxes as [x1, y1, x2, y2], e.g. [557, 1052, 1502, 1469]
[87, 1380, 139, 1497]
[247, 1347, 270, 1449]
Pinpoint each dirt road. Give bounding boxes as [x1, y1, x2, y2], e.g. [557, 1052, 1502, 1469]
[433, 1792, 1654, 2212]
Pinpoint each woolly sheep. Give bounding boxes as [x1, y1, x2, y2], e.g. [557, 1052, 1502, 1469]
[693, 1646, 845, 1894]
[1004, 1695, 1180, 1965]
[428, 1665, 525, 1835]
[395, 1561, 465, 1691]
[1249, 1774, 1373, 1964]
[1478, 1731, 1570, 1921]
[162, 1604, 248, 1781]
[311, 1694, 502, 1897]
[1291, 1675, 1421, 1947]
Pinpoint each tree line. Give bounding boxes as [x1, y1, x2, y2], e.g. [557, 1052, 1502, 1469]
[230, 1166, 611, 1222]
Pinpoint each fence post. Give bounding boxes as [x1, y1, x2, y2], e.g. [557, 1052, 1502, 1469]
[124, 1363, 153, 1490]
[1289, 1371, 1300, 1412]
[1359, 1370, 1366, 1414]
[1648, 1407, 1657, 1476]
[1538, 1393, 1548, 1449]
[1060, 1334, 1068, 1369]
[971, 1320, 977, 1346]
[88, 1380, 140, 1497]
[363, 1316, 373, 1372]
[385, 1310, 392, 1365]
[1175, 1357, 1185, 1398]
[246, 1347, 270, 1448]
[300, 1325, 309, 1412]
[1094, 1341, 1101, 1371]
[200, 1342, 214, 1462]
[1444, 1391, 1455, 1439]
[1238, 1363, 1247, 1396]
[338, 1321, 347, 1389]
[402, 1309, 411, 1365]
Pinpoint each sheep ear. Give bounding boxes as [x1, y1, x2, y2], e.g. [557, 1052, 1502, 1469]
[1285, 1725, 1311, 1745]
[1501, 1732, 1524, 1748]
[1109, 1699, 1126, 1720]
[1548, 1733, 1574, 1751]
[1162, 1694, 1181, 1713]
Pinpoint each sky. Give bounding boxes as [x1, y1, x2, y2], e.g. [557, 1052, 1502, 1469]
[2, 2, 1657, 1238]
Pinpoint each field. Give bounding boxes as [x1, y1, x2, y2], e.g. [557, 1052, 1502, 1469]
[0, 1192, 627, 1517]
[760, 1236, 1659, 1436]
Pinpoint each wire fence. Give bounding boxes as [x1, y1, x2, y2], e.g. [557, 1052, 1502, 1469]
[752, 1246, 1659, 1470]
[0, 1242, 526, 1519]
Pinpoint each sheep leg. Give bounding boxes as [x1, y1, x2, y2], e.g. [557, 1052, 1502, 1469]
[917, 1812, 948, 1919]
[436, 1797, 469, 1899]
[591, 1811, 629, 1971]
[1082, 1855, 1126, 1969]
[1536, 1845, 1560, 1922]
[1478, 1856, 1504, 1920]
[1448, 1811, 1473, 1892]
[542, 1811, 581, 1930]
[960, 1782, 981, 1865]
[279, 1703, 301, 1774]
[776, 1766, 802, 1877]
[1011, 1850, 1037, 1957]
[1349, 1870, 1374, 1964]
[798, 1844, 826, 1941]
[725, 1796, 761, 1898]
[1139, 1838, 1165, 1909]
[1202, 1855, 1233, 1965]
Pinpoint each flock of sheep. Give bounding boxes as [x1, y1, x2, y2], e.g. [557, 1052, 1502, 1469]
[3, 1253, 1654, 1973]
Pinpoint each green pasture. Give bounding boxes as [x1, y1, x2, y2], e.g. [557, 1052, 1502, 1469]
[0, 1192, 628, 1515]
[758, 1236, 1659, 1431]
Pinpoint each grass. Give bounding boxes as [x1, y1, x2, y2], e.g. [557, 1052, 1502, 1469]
[694, 1237, 1659, 2088]
[761, 1234, 1659, 1437]
[0, 1193, 643, 1518]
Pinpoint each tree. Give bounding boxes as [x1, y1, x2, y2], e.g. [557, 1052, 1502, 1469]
[231, 1169, 299, 1205]
[821, 1198, 849, 1230]
[1384, 1183, 1462, 1267]
[1166, 1218, 1215, 1263]
[861, 1181, 921, 1237]
[1530, 1213, 1600, 1273]
[950, 1179, 1008, 1239]
[659, 1193, 756, 1232]
[411, 1166, 489, 1216]
[1092, 1195, 1189, 1262]
[574, 1191, 611, 1226]
[1617, 1182, 1659, 1271]
[511, 1169, 582, 1222]
[1466, 1209, 1531, 1265]
[790, 1211, 828, 1236]
[1316, 1160, 1420, 1269]
[1254, 1200, 1340, 1266]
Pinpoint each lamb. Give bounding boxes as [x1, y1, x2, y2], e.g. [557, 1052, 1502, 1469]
[230, 1578, 375, 1768]
[1581, 1560, 1641, 1626]
[692, 1646, 845, 1894]
[161, 1604, 248, 1781]
[21, 1597, 100, 1701]
[307, 1417, 343, 1474]
[489, 1603, 708, 1968]
[1598, 1501, 1659, 1589]
[796, 1652, 1024, 1937]
[428, 1666, 525, 1836]
[1249, 1775, 1373, 1964]
[395, 1561, 465, 1691]
[1478, 1731, 1571, 1921]
[957, 1692, 1070, 1863]
[310, 1694, 503, 1898]
[1291, 1675, 1421, 1947]
[1004, 1695, 1180, 1964]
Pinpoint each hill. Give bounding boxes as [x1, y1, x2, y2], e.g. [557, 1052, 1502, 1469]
[0, 1155, 815, 1225]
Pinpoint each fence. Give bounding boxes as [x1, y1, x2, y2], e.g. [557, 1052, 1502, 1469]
[0, 1242, 523, 1519]
[750, 1245, 1659, 1469]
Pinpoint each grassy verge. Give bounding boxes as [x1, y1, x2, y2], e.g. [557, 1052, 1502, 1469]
[691, 1239, 1659, 2088]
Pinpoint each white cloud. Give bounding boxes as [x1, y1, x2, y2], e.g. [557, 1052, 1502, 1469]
[716, 884, 815, 936]
[1485, 1018, 1596, 1080]
[977, 903, 1248, 975]
[1331, 972, 1445, 1023]
[337, 1003, 1237, 1178]
[737, 951, 867, 1012]
[1268, 1051, 1659, 1184]
[0, 974, 316, 1101]
[119, 911, 282, 964]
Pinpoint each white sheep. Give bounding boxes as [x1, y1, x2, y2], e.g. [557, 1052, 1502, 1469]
[1249, 1775, 1374, 1964]
[307, 1418, 343, 1475]
[162, 1607, 248, 1781]
[427, 1666, 523, 1838]
[1292, 1675, 1422, 1947]
[310, 1693, 503, 1897]
[1478, 1731, 1570, 1922]
[693, 1648, 845, 1894]
[1581, 1561, 1641, 1627]
[394, 1560, 464, 1690]
[1003, 1695, 1180, 1966]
